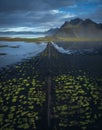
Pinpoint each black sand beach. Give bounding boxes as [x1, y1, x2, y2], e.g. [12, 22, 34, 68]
[0, 42, 102, 130]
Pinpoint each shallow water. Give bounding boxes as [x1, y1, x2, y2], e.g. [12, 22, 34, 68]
[0, 34, 45, 38]
[0, 41, 47, 68]
[0, 41, 102, 68]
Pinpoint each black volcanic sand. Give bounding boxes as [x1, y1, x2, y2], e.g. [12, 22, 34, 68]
[56, 41, 102, 51]
[0, 43, 102, 130]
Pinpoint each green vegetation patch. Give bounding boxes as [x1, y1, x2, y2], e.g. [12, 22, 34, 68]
[52, 73, 102, 129]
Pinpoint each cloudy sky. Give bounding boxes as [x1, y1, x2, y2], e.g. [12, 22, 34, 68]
[0, 0, 102, 32]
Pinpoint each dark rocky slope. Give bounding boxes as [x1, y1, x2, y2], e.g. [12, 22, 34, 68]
[54, 18, 102, 38]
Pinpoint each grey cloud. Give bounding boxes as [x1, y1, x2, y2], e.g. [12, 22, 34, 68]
[0, 0, 76, 28]
[0, 8, 76, 28]
[0, 0, 75, 12]
[0, 0, 102, 13]
[78, 6, 102, 23]
[0, 0, 102, 31]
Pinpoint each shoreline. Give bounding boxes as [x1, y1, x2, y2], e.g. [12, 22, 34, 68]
[0, 36, 102, 42]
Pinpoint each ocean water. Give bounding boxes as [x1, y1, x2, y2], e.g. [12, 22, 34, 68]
[0, 34, 45, 38]
[0, 41, 47, 68]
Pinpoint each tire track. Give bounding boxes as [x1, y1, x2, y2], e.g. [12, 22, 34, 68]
[47, 42, 52, 128]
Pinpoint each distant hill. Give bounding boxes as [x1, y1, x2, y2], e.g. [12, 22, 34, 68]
[54, 18, 102, 39]
[0, 28, 59, 36]
[45, 28, 59, 36]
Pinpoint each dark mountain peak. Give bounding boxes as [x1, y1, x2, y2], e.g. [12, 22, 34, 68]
[61, 18, 96, 28]
[61, 21, 69, 28]
[83, 19, 96, 24]
[54, 18, 102, 39]
[70, 18, 83, 25]
[61, 18, 83, 27]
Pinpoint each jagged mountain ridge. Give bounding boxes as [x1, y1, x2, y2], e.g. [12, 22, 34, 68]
[54, 18, 102, 38]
